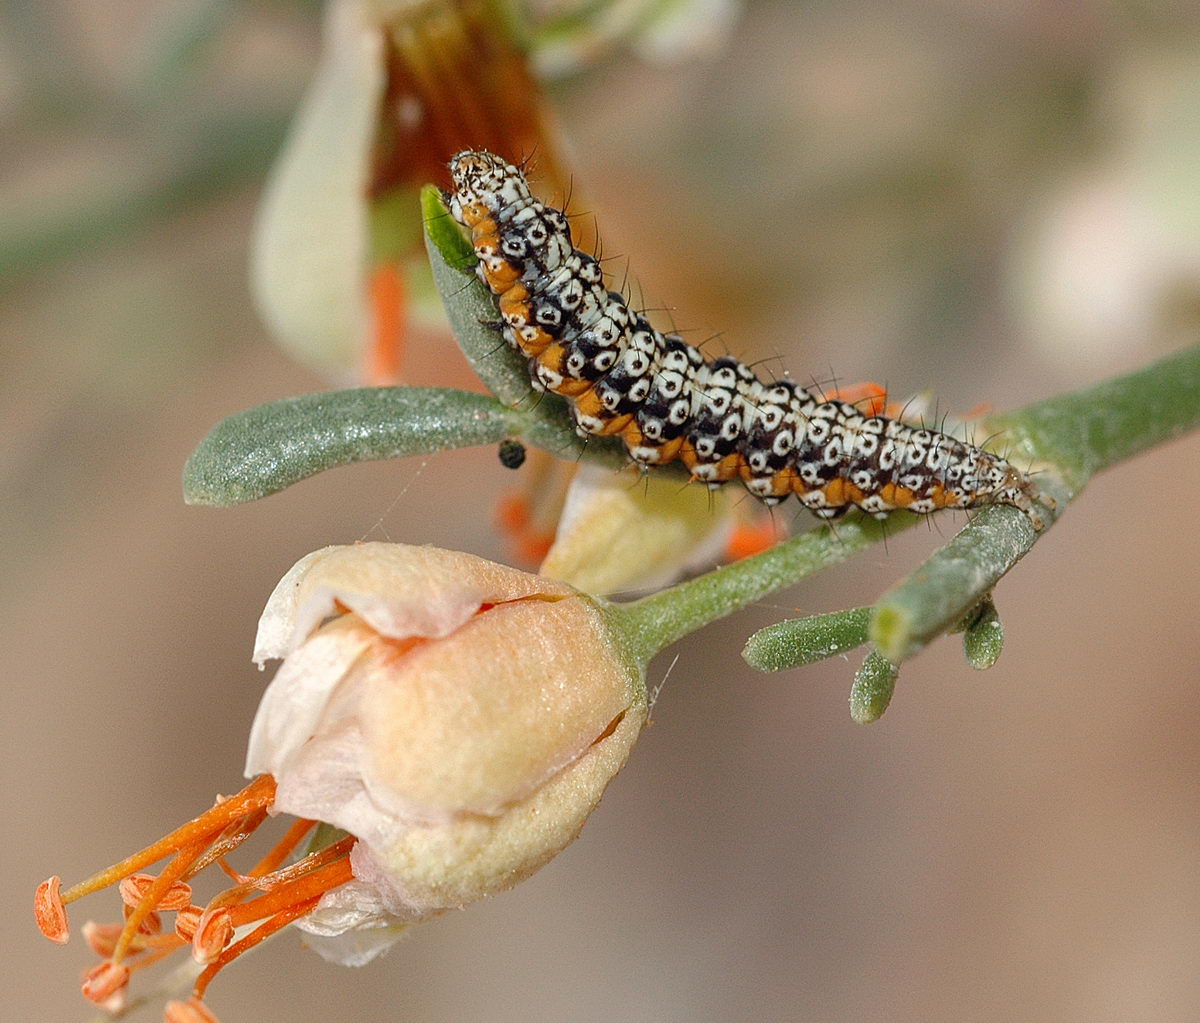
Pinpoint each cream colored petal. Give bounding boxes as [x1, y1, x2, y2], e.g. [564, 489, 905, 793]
[360, 596, 641, 819]
[249, 0, 382, 381]
[360, 701, 647, 919]
[293, 908, 408, 967]
[245, 614, 378, 778]
[254, 543, 577, 663]
[539, 463, 735, 595]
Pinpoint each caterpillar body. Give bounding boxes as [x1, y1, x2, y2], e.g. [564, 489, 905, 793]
[447, 150, 1049, 529]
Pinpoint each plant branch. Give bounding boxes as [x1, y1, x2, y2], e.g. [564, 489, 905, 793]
[992, 344, 1200, 482]
[607, 513, 916, 664]
[868, 344, 1200, 666]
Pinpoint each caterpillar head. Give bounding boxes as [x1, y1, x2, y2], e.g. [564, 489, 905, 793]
[448, 150, 530, 216]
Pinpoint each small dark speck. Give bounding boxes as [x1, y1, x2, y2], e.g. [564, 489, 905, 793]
[498, 438, 527, 469]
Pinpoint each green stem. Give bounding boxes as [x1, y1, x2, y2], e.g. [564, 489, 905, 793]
[993, 344, 1200, 483]
[868, 502, 1043, 663]
[608, 513, 913, 663]
[871, 344, 1200, 663]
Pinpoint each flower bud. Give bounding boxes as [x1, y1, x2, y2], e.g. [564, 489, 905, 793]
[247, 543, 648, 964]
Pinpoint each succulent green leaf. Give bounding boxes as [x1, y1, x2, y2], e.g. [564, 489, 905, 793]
[961, 597, 1004, 670]
[742, 607, 871, 671]
[850, 651, 898, 724]
[422, 185, 543, 407]
[183, 386, 519, 505]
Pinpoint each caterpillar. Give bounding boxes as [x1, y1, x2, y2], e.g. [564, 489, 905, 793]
[447, 150, 1050, 529]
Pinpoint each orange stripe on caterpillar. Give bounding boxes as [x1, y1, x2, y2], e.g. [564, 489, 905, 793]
[447, 150, 1051, 529]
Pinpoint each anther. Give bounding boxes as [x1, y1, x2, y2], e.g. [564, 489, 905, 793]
[82, 920, 123, 958]
[121, 874, 193, 911]
[34, 875, 69, 944]
[174, 905, 202, 941]
[124, 904, 163, 935]
[192, 907, 234, 964]
[80, 960, 130, 1004]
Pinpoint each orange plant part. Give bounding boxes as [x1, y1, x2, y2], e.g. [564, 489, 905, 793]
[34, 776, 356, 1023]
[367, 262, 407, 385]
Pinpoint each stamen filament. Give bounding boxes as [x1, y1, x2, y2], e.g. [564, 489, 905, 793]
[125, 934, 187, 973]
[60, 776, 276, 906]
[248, 818, 316, 877]
[192, 894, 324, 1001]
[185, 808, 271, 880]
[113, 835, 210, 961]
[193, 840, 356, 962]
[226, 856, 354, 930]
[204, 835, 356, 912]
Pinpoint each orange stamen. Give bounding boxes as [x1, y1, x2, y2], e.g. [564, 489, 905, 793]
[227, 856, 354, 930]
[80, 960, 130, 1004]
[495, 493, 531, 532]
[57, 775, 276, 908]
[194, 838, 355, 963]
[726, 518, 784, 561]
[192, 895, 325, 1002]
[516, 532, 554, 564]
[174, 905, 203, 941]
[122, 904, 163, 936]
[84, 920, 183, 958]
[112, 834, 210, 961]
[186, 807, 271, 881]
[121, 875, 193, 912]
[206, 834, 357, 911]
[37, 775, 356, 1014]
[82, 920, 124, 958]
[34, 875, 68, 943]
[367, 261, 406, 385]
[124, 934, 189, 976]
[247, 818, 317, 877]
[191, 908, 234, 965]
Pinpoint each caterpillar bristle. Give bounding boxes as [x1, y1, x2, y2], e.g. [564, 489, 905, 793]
[447, 149, 1050, 530]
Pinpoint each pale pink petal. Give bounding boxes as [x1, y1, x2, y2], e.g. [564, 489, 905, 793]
[245, 615, 377, 777]
[250, 0, 382, 380]
[254, 543, 575, 663]
[359, 598, 637, 818]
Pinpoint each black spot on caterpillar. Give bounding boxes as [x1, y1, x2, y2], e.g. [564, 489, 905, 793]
[447, 150, 1049, 529]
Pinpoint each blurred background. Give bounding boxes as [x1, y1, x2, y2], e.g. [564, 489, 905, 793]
[5, 1, 1200, 1021]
